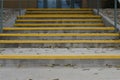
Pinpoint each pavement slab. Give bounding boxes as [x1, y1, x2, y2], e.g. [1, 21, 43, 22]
[0, 67, 120, 80]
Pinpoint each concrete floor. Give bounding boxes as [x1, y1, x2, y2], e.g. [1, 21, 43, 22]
[0, 67, 120, 80]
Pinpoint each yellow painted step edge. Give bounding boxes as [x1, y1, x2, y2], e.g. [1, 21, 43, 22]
[3, 27, 115, 30]
[18, 15, 101, 17]
[14, 24, 104, 27]
[18, 16, 101, 19]
[0, 54, 120, 59]
[0, 40, 120, 44]
[0, 33, 119, 37]
[16, 20, 102, 22]
[26, 8, 92, 11]
[26, 12, 93, 14]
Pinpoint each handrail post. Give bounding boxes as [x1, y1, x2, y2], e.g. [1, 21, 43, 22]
[70, 0, 74, 8]
[56, 0, 61, 8]
[97, 0, 100, 15]
[44, 0, 48, 8]
[19, 0, 22, 15]
[114, 0, 118, 32]
[0, 0, 3, 33]
[27, 0, 30, 8]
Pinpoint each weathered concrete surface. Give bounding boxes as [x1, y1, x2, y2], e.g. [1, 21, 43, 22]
[1, 48, 120, 54]
[0, 48, 120, 67]
[0, 67, 120, 80]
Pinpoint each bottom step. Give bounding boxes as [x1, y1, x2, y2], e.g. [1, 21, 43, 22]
[0, 54, 120, 67]
[0, 48, 120, 67]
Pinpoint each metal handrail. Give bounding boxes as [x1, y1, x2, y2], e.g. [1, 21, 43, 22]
[0, 0, 3, 33]
[114, 0, 118, 32]
[19, 0, 22, 15]
[96, 0, 118, 32]
[97, 0, 100, 15]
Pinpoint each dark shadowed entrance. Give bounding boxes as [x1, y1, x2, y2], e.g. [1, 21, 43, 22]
[37, 0, 81, 8]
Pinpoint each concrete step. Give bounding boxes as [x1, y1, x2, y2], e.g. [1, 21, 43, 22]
[14, 23, 105, 27]
[0, 40, 120, 48]
[0, 40, 120, 44]
[1, 33, 118, 40]
[3, 27, 115, 33]
[26, 11, 93, 14]
[26, 8, 93, 11]
[17, 15, 101, 19]
[1, 48, 120, 67]
[0, 33, 118, 37]
[0, 54, 120, 59]
[16, 19, 103, 23]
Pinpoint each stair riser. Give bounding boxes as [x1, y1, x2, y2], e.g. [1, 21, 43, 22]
[0, 59, 120, 67]
[2, 36, 118, 40]
[0, 43, 120, 48]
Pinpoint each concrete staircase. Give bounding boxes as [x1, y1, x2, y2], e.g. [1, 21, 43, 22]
[0, 8, 120, 67]
[1, 8, 120, 48]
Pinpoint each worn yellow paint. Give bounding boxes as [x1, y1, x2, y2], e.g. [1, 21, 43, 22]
[26, 11, 93, 14]
[0, 40, 120, 44]
[16, 19, 103, 23]
[3, 27, 115, 31]
[0, 54, 120, 59]
[17, 15, 101, 19]
[0, 33, 119, 37]
[14, 24, 104, 27]
[26, 8, 92, 11]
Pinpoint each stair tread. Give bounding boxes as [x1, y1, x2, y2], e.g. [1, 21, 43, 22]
[16, 20, 103, 22]
[18, 15, 100, 17]
[14, 24, 104, 27]
[26, 8, 92, 11]
[26, 11, 93, 14]
[0, 33, 119, 37]
[3, 27, 115, 30]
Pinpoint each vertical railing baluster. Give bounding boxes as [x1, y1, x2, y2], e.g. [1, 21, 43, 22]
[44, 0, 48, 8]
[70, 0, 74, 8]
[0, 0, 3, 33]
[114, 0, 118, 32]
[97, 0, 100, 15]
[56, 0, 61, 8]
[27, 0, 30, 8]
[19, 0, 22, 15]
